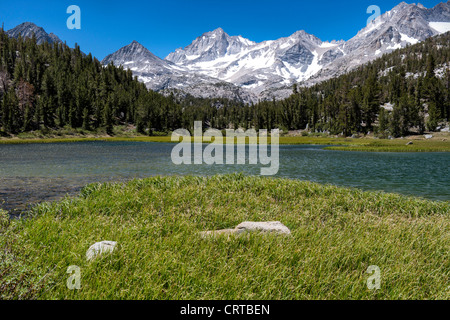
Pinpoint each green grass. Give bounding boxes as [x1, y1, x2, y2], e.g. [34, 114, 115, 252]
[1, 174, 449, 300]
[1, 131, 449, 152]
[325, 139, 450, 152]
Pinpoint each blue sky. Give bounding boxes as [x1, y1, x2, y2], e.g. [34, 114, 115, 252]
[0, 0, 446, 60]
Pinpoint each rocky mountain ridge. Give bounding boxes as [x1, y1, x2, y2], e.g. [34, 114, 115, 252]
[103, 1, 450, 102]
[5, 2, 450, 103]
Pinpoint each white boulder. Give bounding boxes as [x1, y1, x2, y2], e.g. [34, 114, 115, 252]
[200, 221, 291, 238]
[235, 221, 291, 235]
[86, 241, 117, 261]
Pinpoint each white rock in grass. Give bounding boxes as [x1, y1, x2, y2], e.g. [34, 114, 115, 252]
[200, 221, 291, 238]
[199, 229, 243, 238]
[236, 221, 291, 235]
[86, 241, 117, 261]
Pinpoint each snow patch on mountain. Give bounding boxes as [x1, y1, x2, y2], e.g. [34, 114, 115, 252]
[429, 21, 450, 33]
[400, 33, 419, 44]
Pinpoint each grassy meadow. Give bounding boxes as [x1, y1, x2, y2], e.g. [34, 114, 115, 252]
[1, 174, 449, 300]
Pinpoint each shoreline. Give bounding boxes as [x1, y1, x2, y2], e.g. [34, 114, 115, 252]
[1, 134, 449, 152]
[3, 172, 449, 217]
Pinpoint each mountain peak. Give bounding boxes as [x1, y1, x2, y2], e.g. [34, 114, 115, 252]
[129, 40, 147, 48]
[289, 30, 320, 40]
[101, 41, 163, 67]
[130, 40, 142, 45]
[395, 1, 410, 8]
[388, 1, 417, 13]
[6, 22, 62, 45]
[16, 22, 39, 28]
[291, 30, 308, 36]
[286, 30, 323, 48]
[204, 27, 228, 39]
[211, 27, 225, 34]
[417, 3, 426, 9]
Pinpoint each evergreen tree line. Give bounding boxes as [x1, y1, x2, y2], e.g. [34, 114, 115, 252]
[0, 28, 181, 135]
[1, 28, 449, 137]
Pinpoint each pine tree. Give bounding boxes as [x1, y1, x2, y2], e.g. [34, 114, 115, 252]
[82, 107, 90, 131]
[426, 102, 439, 132]
[103, 99, 114, 135]
[378, 107, 388, 133]
[22, 105, 33, 131]
[135, 115, 144, 134]
[361, 71, 381, 132]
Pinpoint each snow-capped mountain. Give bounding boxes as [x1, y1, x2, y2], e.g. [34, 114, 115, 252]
[165, 28, 344, 94]
[166, 28, 256, 64]
[103, 27, 346, 101]
[307, 1, 450, 86]
[6, 22, 62, 45]
[102, 1, 450, 102]
[101, 40, 257, 103]
[102, 40, 179, 90]
[6, 2, 450, 102]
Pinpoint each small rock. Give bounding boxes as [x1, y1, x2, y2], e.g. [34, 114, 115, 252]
[406, 141, 413, 145]
[86, 241, 117, 261]
[200, 221, 291, 238]
[236, 221, 291, 235]
[424, 134, 433, 140]
[200, 229, 242, 238]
